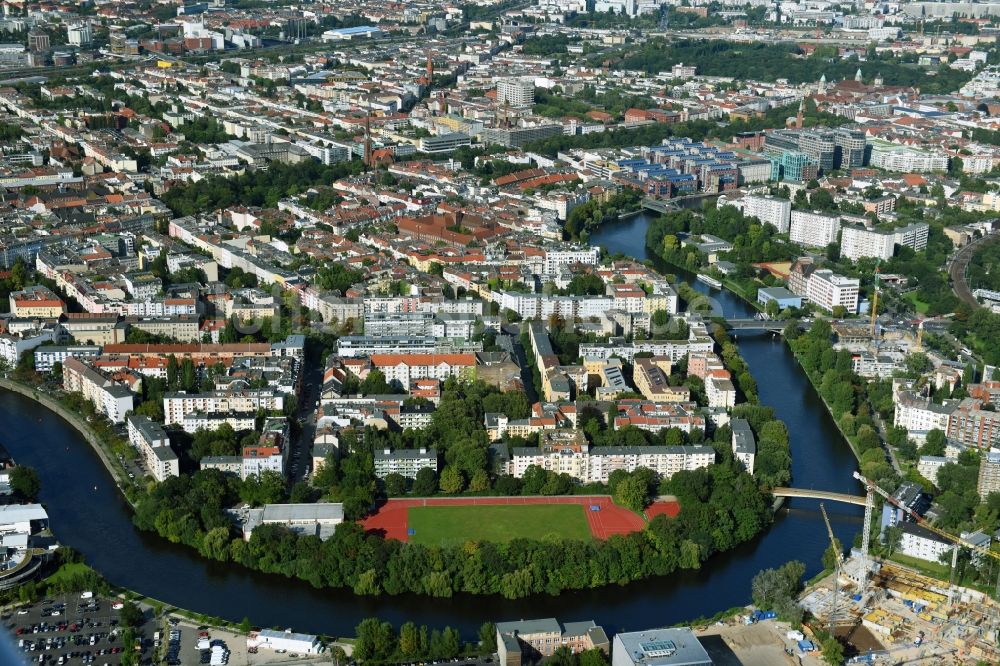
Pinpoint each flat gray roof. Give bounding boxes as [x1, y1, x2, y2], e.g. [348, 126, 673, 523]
[613, 627, 712, 666]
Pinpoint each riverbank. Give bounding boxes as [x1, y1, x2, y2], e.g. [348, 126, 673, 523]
[0, 379, 135, 506]
[783, 355, 863, 465]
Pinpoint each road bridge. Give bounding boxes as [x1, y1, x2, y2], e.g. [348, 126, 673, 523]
[771, 487, 868, 507]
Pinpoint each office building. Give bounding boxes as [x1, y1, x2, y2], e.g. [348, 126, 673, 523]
[497, 618, 609, 666]
[611, 628, 713, 666]
[806, 269, 859, 313]
[833, 128, 867, 169]
[790, 211, 841, 247]
[241, 503, 344, 542]
[9, 284, 65, 318]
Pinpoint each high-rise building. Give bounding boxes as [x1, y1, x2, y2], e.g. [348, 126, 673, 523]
[496, 78, 535, 108]
[67, 23, 93, 46]
[27, 29, 50, 53]
[741, 194, 792, 232]
[840, 225, 895, 261]
[833, 128, 867, 169]
[978, 449, 1000, 499]
[790, 210, 841, 247]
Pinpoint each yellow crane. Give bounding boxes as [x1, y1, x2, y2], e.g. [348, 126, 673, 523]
[853, 471, 1000, 600]
[820, 503, 842, 634]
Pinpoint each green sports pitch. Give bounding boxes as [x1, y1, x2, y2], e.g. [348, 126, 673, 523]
[406, 504, 592, 546]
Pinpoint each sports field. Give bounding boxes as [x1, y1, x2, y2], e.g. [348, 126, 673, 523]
[406, 504, 592, 546]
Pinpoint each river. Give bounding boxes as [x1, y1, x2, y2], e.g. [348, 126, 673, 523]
[0, 212, 861, 638]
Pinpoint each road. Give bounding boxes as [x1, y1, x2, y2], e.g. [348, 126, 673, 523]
[948, 232, 997, 309]
[288, 353, 324, 484]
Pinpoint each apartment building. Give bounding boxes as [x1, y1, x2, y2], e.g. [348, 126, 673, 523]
[372, 447, 438, 479]
[9, 284, 65, 317]
[612, 400, 704, 433]
[492, 291, 614, 320]
[894, 391, 954, 435]
[368, 353, 476, 390]
[33, 345, 101, 372]
[918, 455, 949, 486]
[163, 389, 284, 425]
[731, 418, 757, 474]
[62, 357, 135, 423]
[496, 78, 535, 108]
[126, 414, 179, 482]
[806, 269, 860, 313]
[947, 399, 1000, 449]
[633, 357, 689, 402]
[840, 225, 895, 262]
[978, 449, 1000, 499]
[789, 210, 841, 247]
[706, 375, 737, 409]
[180, 412, 257, 434]
[899, 523, 953, 563]
[507, 437, 714, 484]
[739, 194, 792, 232]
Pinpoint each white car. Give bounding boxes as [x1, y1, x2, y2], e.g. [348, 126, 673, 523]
[17, 609, 28, 615]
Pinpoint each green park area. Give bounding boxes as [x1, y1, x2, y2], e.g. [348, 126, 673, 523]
[407, 504, 592, 547]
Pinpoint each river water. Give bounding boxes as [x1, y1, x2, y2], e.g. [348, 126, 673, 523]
[0, 213, 861, 638]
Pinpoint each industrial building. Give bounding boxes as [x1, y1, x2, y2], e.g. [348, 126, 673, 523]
[611, 628, 713, 666]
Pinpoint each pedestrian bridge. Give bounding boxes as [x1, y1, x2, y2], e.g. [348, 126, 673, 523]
[771, 487, 868, 507]
[723, 318, 787, 332]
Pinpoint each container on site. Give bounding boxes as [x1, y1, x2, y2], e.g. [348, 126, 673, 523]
[787, 630, 804, 641]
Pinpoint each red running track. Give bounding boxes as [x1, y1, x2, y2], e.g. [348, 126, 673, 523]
[359, 496, 681, 541]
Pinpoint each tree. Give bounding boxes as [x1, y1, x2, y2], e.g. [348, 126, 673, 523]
[920, 429, 947, 458]
[9, 466, 40, 501]
[384, 472, 407, 497]
[478, 622, 497, 655]
[118, 601, 144, 628]
[439, 465, 465, 494]
[354, 618, 397, 663]
[412, 467, 438, 496]
[883, 524, 903, 556]
[820, 636, 844, 665]
[614, 475, 651, 512]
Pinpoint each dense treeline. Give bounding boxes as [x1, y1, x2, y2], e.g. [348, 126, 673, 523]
[966, 237, 1000, 293]
[614, 40, 972, 93]
[788, 321, 899, 492]
[161, 160, 365, 216]
[951, 306, 1000, 365]
[132, 458, 771, 599]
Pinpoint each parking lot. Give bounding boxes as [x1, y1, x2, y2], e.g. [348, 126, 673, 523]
[4, 594, 151, 665]
[167, 618, 242, 666]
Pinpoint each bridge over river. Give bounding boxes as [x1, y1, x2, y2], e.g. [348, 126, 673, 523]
[771, 487, 868, 507]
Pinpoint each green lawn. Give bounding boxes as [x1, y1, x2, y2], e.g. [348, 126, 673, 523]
[407, 504, 592, 546]
[889, 552, 950, 579]
[903, 291, 930, 314]
[44, 561, 93, 587]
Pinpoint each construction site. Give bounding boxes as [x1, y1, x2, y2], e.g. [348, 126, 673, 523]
[795, 471, 1000, 665]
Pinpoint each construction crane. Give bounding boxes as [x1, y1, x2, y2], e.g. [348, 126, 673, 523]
[853, 471, 1000, 600]
[820, 503, 842, 634]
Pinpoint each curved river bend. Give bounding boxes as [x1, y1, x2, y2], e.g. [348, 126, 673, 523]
[0, 213, 861, 637]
